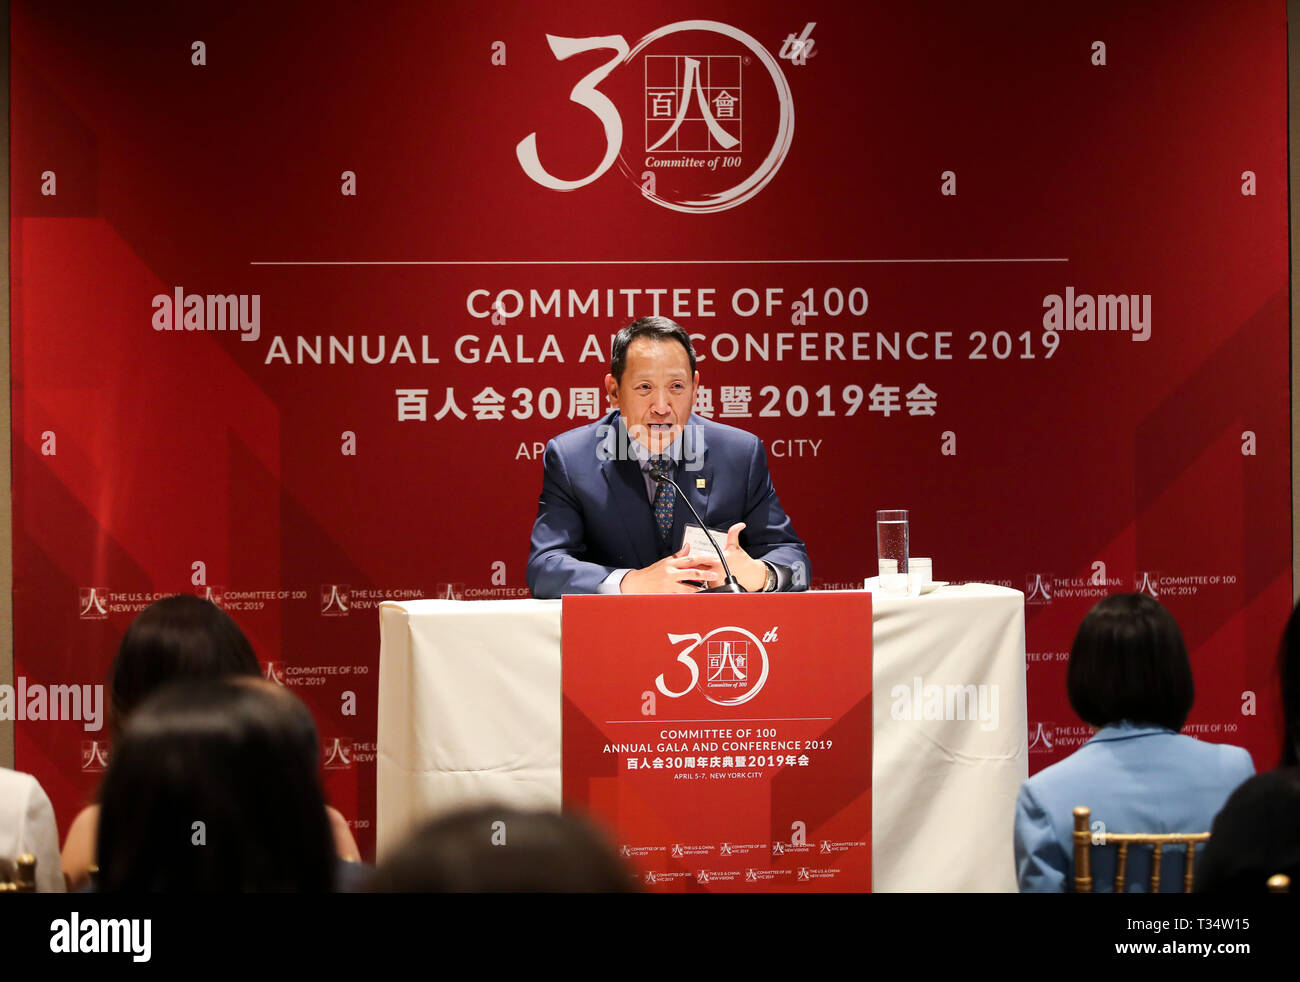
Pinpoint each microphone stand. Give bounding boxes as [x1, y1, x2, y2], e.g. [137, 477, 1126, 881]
[652, 472, 747, 593]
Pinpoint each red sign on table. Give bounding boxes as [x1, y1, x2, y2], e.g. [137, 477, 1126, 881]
[562, 592, 872, 892]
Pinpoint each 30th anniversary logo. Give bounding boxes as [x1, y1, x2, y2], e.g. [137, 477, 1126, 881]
[518, 20, 795, 213]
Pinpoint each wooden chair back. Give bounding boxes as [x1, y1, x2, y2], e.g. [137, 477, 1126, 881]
[1072, 806, 1209, 892]
[0, 854, 37, 893]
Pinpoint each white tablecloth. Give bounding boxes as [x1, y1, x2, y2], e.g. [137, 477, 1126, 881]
[376, 584, 1027, 891]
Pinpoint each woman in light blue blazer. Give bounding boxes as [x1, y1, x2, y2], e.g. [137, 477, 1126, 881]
[1014, 593, 1255, 892]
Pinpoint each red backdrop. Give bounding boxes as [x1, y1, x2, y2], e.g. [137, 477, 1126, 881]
[10, 0, 1291, 859]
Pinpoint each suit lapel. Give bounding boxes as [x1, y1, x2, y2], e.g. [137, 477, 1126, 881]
[600, 417, 656, 569]
[673, 417, 714, 545]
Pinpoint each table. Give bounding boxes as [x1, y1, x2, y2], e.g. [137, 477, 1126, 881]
[376, 584, 1027, 891]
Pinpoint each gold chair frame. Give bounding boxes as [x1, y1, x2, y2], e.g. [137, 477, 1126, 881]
[1072, 806, 1209, 893]
[0, 854, 37, 893]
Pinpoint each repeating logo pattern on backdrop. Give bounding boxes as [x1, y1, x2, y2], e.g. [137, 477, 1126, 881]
[80, 741, 110, 772]
[321, 584, 350, 616]
[78, 588, 109, 620]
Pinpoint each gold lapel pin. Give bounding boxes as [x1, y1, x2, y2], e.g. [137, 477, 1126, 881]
[696, 478, 707, 489]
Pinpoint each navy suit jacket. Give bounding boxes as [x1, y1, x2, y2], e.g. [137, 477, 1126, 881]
[1014, 723, 1255, 892]
[526, 411, 810, 598]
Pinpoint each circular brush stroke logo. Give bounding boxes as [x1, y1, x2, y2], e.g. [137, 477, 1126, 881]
[517, 21, 794, 214]
[655, 624, 771, 707]
[620, 21, 795, 214]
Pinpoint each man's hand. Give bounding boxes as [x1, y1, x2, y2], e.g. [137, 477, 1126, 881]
[620, 544, 722, 594]
[692, 522, 769, 592]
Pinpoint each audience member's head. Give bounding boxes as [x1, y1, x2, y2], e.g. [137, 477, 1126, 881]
[1067, 593, 1194, 731]
[1196, 767, 1300, 892]
[96, 678, 335, 892]
[369, 806, 637, 892]
[108, 594, 260, 735]
[1280, 601, 1300, 766]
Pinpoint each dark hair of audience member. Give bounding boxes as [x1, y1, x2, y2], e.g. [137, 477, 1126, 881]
[96, 679, 336, 892]
[1196, 767, 1300, 892]
[1280, 601, 1300, 766]
[107, 593, 261, 736]
[1066, 593, 1195, 731]
[369, 806, 638, 892]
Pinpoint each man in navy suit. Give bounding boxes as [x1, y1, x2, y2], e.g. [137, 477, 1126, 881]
[527, 316, 810, 598]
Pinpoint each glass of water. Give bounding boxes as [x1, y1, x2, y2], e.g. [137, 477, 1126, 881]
[876, 509, 909, 581]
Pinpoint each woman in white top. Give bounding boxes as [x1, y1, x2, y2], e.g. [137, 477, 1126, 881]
[0, 766, 65, 892]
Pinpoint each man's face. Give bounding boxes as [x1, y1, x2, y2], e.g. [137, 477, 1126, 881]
[605, 338, 698, 455]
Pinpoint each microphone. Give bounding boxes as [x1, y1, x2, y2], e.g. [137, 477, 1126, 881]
[651, 471, 746, 593]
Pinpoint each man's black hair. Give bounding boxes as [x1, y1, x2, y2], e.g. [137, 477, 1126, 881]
[609, 316, 697, 381]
